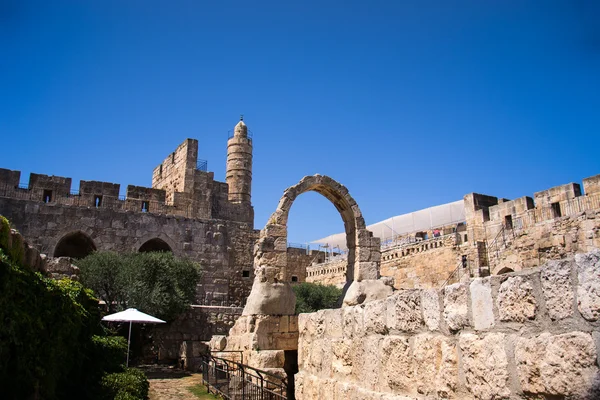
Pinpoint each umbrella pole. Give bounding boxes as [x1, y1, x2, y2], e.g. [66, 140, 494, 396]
[127, 320, 132, 367]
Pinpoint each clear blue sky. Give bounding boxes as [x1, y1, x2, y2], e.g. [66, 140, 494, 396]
[1, 1, 599, 245]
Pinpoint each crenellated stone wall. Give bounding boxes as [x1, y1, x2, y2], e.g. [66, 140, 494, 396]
[295, 250, 600, 399]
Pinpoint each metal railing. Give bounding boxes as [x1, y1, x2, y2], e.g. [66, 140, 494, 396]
[202, 355, 288, 400]
[287, 242, 308, 250]
[440, 258, 472, 288]
[197, 159, 208, 172]
[228, 129, 254, 142]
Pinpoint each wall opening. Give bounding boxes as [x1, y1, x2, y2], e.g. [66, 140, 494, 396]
[242, 270, 250, 278]
[283, 350, 298, 400]
[94, 195, 103, 208]
[141, 201, 149, 213]
[54, 232, 96, 259]
[139, 238, 172, 253]
[43, 189, 52, 203]
[504, 215, 513, 229]
[497, 267, 514, 275]
[551, 202, 562, 218]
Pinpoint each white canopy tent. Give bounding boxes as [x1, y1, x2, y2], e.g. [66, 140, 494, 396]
[102, 308, 166, 367]
[311, 200, 465, 251]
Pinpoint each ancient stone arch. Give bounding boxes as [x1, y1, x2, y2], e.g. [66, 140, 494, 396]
[243, 174, 383, 316]
[53, 231, 97, 259]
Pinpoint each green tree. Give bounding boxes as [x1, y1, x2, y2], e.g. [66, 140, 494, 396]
[78, 251, 201, 321]
[292, 282, 343, 314]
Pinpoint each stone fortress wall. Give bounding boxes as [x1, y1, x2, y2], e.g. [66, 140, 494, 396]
[297, 173, 600, 291]
[0, 120, 257, 307]
[295, 250, 600, 399]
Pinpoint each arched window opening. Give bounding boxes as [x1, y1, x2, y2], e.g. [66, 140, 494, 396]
[138, 238, 172, 253]
[54, 232, 96, 259]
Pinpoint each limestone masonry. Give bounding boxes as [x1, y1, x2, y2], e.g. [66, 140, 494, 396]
[293, 173, 600, 292]
[0, 120, 257, 306]
[295, 250, 600, 399]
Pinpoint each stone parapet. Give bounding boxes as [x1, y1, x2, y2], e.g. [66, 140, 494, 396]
[296, 249, 600, 399]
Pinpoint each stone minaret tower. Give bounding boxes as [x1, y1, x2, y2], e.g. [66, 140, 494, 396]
[226, 117, 253, 204]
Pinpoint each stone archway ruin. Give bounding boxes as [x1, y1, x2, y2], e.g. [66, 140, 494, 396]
[243, 174, 383, 316]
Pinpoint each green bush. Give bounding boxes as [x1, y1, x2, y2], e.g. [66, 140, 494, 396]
[78, 251, 201, 320]
[0, 215, 149, 400]
[100, 368, 149, 400]
[293, 282, 343, 314]
[90, 335, 129, 374]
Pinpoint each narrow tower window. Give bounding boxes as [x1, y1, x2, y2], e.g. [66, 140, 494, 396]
[43, 190, 52, 203]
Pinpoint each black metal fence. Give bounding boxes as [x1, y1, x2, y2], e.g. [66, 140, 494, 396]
[202, 355, 288, 400]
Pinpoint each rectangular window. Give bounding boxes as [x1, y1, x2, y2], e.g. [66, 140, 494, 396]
[504, 215, 513, 229]
[551, 202, 562, 218]
[43, 189, 52, 203]
[141, 201, 149, 212]
[242, 270, 250, 278]
[94, 195, 103, 208]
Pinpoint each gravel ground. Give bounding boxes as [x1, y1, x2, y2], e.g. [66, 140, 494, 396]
[141, 365, 207, 400]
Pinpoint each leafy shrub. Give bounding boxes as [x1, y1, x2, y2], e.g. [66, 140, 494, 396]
[79, 251, 201, 320]
[293, 282, 343, 314]
[100, 368, 149, 400]
[0, 215, 149, 400]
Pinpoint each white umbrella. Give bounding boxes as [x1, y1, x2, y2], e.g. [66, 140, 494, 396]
[102, 308, 166, 367]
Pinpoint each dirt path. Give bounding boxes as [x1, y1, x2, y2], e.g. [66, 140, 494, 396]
[142, 365, 206, 400]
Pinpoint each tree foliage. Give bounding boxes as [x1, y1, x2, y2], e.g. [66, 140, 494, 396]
[78, 251, 201, 321]
[292, 282, 343, 314]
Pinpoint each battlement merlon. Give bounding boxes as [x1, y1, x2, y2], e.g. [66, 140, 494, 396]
[152, 138, 199, 203]
[0, 168, 20, 187]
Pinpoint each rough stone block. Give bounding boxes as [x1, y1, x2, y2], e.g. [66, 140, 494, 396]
[443, 283, 469, 331]
[515, 331, 599, 398]
[576, 249, 600, 321]
[364, 299, 388, 335]
[331, 338, 352, 377]
[248, 349, 284, 369]
[459, 333, 510, 399]
[360, 336, 383, 391]
[497, 276, 536, 322]
[470, 278, 495, 330]
[412, 334, 440, 396]
[324, 308, 343, 338]
[380, 335, 412, 393]
[386, 290, 423, 332]
[420, 288, 440, 331]
[541, 259, 574, 320]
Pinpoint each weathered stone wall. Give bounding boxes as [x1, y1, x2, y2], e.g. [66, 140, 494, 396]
[286, 247, 328, 283]
[151, 305, 243, 361]
[380, 232, 469, 289]
[309, 174, 600, 290]
[0, 129, 257, 306]
[306, 258, 347, 287]
[296, 250, 600, 399]
[152, 138, 196, 204]
[0, 196, 257, 306]
[486, 209, 600, 275]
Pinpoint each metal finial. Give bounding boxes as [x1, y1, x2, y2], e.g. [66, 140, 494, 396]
[240, 114, 244, 121]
